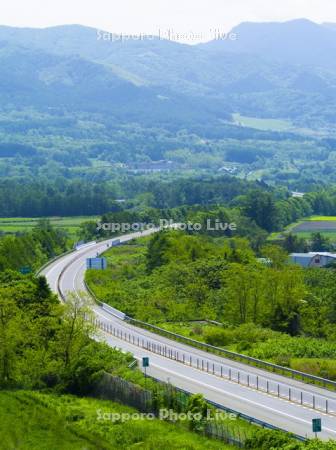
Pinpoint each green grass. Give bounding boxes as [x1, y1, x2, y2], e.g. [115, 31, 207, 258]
[294, 231, 336, 240]
[268, 215, 336, 241]
[0, 216, 99, 238]
[232, 113, 292, 131]
[0, 390, 235, 450]
[304, 216, 336, 221]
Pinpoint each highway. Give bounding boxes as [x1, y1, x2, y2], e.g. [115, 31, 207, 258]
[41, 231, 336, 440]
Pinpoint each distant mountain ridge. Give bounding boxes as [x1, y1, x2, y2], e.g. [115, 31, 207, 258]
[0, 20, 336, 128]
[202, 19, 336, 70]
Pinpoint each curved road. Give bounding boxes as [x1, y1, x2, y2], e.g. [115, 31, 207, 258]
[42, 232, 336, 440]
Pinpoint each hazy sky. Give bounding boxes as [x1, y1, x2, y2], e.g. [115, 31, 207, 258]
[1, 0, 336, 42]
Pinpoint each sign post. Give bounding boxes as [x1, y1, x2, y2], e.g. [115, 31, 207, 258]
[86, 257, 107, 270]
[312, 418, 322, 438]
[142, 357, 149, 388]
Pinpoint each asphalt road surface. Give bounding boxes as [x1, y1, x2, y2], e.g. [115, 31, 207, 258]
[42, 232, 336, 440]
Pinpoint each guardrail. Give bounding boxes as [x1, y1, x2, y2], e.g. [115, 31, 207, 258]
[147, 374, 307, 443]
[84, 280, 126, 320]
[52, 236, 336, 395]
[36, 248, 75, 276]
[94, 317, 311, 441]
[125, 316, 336, 392]
[51, 237, 329, 440]
[84, 273, 336, 392]
[95, 318, 335, 416]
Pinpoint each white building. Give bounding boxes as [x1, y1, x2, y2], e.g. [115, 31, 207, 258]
[290, 252, 336, 268]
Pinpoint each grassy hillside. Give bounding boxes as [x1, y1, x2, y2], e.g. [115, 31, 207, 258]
[0, 391, 233, 450]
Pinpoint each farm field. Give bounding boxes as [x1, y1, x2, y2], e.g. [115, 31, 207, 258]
[269, 216, 336, 242]
[0, 216, 99, 237]
[291, 216, 336, 234]
[232, 113, 293, 131]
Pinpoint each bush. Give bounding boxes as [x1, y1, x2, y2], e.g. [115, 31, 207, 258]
[203, 328, 232, 347]
[290, 358, 336, 380]
[244, 429, 299, 450]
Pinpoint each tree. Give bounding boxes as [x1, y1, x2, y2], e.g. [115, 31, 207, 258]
[186, 394, 209, 431]
[54, 292, 95, 370]
[283, 233, 308, 253]
[146, 231, 171, 273]
[243, 190, 280, 232]
[261, 244, 289, 269]
[310, 232, 332, 252]
[0, 291, 21, 386]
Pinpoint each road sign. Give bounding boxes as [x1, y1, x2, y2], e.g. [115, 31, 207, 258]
[86, 257, 107, 270]
[19, 266, 32, 274]
[312, 418, 322, 433]
[142, 357, 149, 368]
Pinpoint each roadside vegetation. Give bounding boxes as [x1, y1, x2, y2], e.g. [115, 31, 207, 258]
[87, 230, 336, 380]
[5, 186, 336, 447]
[0, 391, 233, 450]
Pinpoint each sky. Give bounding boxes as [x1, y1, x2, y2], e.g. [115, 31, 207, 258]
[1, 0, 336, 43]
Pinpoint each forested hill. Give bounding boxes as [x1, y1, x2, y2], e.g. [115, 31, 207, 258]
[0, 21, 336, 128]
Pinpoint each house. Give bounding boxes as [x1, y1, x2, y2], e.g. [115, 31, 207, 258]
[290, 252, 336, 268]
[291, 191, 305, 198]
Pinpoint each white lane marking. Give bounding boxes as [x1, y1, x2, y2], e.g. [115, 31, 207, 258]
[90, 306, 336, 411]
[71, 267, 336, 416]
[56, 231, 336, 432]
[148, 363, 336, 436]
[101, 330, 336, 419]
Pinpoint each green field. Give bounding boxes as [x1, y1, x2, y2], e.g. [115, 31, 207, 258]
[293, 231, 336, 240]
[304, 216, 336, 221]
[269, 215, 336, 242]
[0, 216, 99, 237]
[232, 113, 293, 131]
[0, 390, 234, 450]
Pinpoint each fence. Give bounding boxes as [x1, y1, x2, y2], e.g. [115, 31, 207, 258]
[54, 244, 310, 443]
[56, 237, 336, 393]
[93, 372, 248, 447]
[93, 318, 309, 441]
[125, 316, 336, 392]
[83, 276, 336, 393]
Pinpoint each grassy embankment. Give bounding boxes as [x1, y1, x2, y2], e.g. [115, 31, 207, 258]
[0, 390, 235, 450]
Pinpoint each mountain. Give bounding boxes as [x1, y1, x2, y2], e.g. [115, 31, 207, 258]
[0, 40, 232, 126]
[323, 23, 336, 31]
[223, 74, 276, 94]
[0, 21, 336, 129]
[202, 19, 336, 70]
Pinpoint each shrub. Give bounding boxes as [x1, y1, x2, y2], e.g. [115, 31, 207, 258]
[245, 429, 298, 450]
